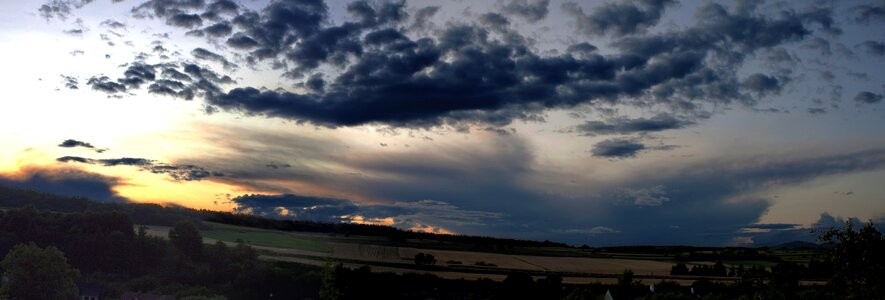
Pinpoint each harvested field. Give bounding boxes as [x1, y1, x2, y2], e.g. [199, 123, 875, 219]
[398, 247, 674, 275]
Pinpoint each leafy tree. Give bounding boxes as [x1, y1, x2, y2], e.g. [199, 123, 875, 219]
[618, 269, 637, 288]
[819, 219, 885, 299]
[169, 220, 203, 259]
[413, 252, 436, 266]
[670, 263, 689, 275]
[320, 262, 342, 300]
[0, 243, 80, 300]
[770, 261, 801, 292]
[500, 272, 535, 300]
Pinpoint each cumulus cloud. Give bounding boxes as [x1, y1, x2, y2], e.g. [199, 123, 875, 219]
[80, 0, 838, 131]
[502, 0, 549, 23]
[742, 73, 784, 96]
[58, 139, 106, 153]
[575, 113, 696, 135]
[38, 0, 92, 21]
[858, 40, 885, 56]
[86, 75, 127, 94]
[192, 47, 237, 69]
[202, 21, 232, 37]
[854, 91, 884, 104]
[195, 1, 830, 129]
[561, 0, 676, 37]
[60, 75, 79, 90]
[591, 138, 646, 158]
[853, 3, 885, 23]
[100, 19, 127, 29]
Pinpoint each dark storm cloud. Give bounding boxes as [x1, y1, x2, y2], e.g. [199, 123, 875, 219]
[161, 67, 192, 81]
[346, 0, 407, 28]
[92, 62, 231, 100]
[178, 125, 885, 245]
[38, 0, 91, 21]
[808, 107, 827, 115]
[100, 19, 127, 29]
[63, 29, 84, 36]
[192, 48, 236, 69]
[119, 63, 157, 89]
[185, 29, 205, 37]
[854, 91, 884, 104]
[478, 13, 511, 31]
[304, 73, 324, 92]
[205, 0, 238, 15]
[858, 40, 885, 56]
[410, 6, 439, 31]
[231, 193, 502, 231]
[182, 63, 235, 84]
[561, 0, 676, 37]
[226, 33, 260, 49]
[200, 1, 829, 128]
[742, 73, 784, 96]
[502, 0, 549, 23]
[283, 22, 364, 75]
[575, 148, 885, 245]
[232, 193, 358, 222]
[853, 3, 885, 23]
[0, 166, 128, 203]
[58, 139, 106, 153]
[575, 113, 695, 135]
[58, 139, 93, 149]
[148, 79, 194, 100]
[203, 21, 232, 37]
[56, 156, 222, 181]
[745, 213, 885, 246]
[590, 138, 646, 158]
[229, 0, 328, 60]
[167, 13, 203, 28]
[132, 0, 207, 32]
[132, 0, 205, 18]
[86, 76, 127, 94]
[803, 37, 831, 56]
[60, 75, 79, 89]
[265, 162, 291, 169]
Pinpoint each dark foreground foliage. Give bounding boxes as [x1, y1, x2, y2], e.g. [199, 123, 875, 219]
[0, 185, 883, 299]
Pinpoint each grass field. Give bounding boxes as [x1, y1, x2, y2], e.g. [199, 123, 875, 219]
[200, 222, 332, 253]
[140, 221, 829, 285]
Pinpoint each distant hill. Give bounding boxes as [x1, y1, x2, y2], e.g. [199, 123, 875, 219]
[0, 184, 572, 251]
[770, 240, 828, 249]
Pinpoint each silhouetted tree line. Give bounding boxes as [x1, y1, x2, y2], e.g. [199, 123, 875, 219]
[2, 185, 883, 299]
[205, 211, 570, 250]
[0, 206, 328, 299]
[670, 259, 835, 281]
[0, 186, 204, 226]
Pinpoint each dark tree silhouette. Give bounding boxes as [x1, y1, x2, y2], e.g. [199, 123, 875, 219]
[819, 219, 885, 299]
[414, 252, 436, 266]
[168, 220, 203, 259]
[670, 263, 689, 275]
[1, 243, 80, 300]
[320, 262, 342, 300]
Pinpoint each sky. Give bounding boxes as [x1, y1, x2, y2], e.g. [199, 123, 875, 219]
[0, 0, 884, 246]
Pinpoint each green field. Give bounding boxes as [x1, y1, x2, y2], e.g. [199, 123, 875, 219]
[201, 222, 332, 253]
